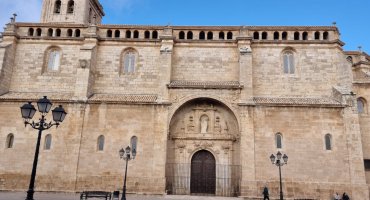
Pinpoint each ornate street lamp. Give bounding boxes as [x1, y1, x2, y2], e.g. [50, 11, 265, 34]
[119, 144, 136, 200]
[20, 96, 67, 200]
[270, 151, 288, 200]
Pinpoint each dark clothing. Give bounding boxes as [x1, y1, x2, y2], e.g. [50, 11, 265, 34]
[263, 187, 269, 200]
[343, 193, 350, 200]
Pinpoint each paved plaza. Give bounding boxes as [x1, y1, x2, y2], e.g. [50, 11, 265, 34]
[0, 192, 245, 200]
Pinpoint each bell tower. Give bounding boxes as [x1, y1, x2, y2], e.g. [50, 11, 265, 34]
[40, 0, 105, 24]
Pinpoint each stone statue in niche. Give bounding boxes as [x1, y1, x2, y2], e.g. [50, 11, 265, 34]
[200, 115, 209, 134]
[187, 116, 195, 132]
[214, 116, 221, 134]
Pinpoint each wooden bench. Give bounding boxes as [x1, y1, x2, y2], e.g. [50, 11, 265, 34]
[80, 191, 112, 200]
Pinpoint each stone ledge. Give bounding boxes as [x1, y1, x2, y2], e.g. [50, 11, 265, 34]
[168, 81, 243, 89]
[88, 93, 158, 104]
[253, 97, 343, 107]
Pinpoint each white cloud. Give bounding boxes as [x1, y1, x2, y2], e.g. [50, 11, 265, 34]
[0, 0, 42, 29]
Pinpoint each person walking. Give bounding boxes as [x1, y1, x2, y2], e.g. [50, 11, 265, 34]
[262, 186, 270, 200]
[342, 192, 350, 200]
[333, 192, 340, 200]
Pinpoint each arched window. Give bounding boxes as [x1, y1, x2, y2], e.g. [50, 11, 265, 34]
[144, 31, 150, 39]
[274, 32, 279, 40]
[262, 32, 268, 40]
[302, 32, 308, 40]
[44, 134, 52, 150]
[152, 31, 158, 39]
[6, 133, 14, 149]
[75, 29, 81, 37]
[282, 32, 288, 40]
[179, 31, 185, 39]
[47, 48, 61, 71]
[28, 28, 34, 36]
[114, 30, 120, 38]
[106, 30, 112, 38]
[323, 31, 329, 40]
[227, 32, 233, 40]
[219, 32, 225, 40]
[283, 50, 295, 74]
[97, 135, 104, 151]
[67, 29, 73, 37]
[54, 0, 61, 14]
[187, 31, 193, 40]
[207, 32, 213, 40]
[199, 31, 205, 40]
[67, 0, 74, 14]
[314, 31, 320, 40]
[56, 29, 61, 37]
[131, 136, 138, 154]
[126, 30, 131, 38]
[325, 134, 332, 150]
[357, 98, 366, 114]
[276, 133, 283, 149]
[133, 30, 139, 38]
[253, 32, 259, 40]
[294, 32, 300, 40]
[48, 28, 53, 37]
[36, 28, 42, 36]
[122, 49, 137, 74]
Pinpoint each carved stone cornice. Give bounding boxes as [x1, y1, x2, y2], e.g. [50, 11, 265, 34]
[168, 81, 243, 89]
[253, 97, 344, 107]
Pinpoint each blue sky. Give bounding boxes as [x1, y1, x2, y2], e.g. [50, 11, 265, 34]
[1, 0, 369, 52]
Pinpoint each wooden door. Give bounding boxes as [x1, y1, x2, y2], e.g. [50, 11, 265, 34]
[190, 150, 216, 194]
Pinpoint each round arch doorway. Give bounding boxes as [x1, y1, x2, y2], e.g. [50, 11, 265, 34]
[190, 150, 216, 195]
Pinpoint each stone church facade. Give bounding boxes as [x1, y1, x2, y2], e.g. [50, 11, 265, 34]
[1, 0, 370, 199]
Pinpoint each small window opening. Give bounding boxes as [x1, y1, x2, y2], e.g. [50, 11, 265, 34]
[126, 30, 131, 38]
[325, 134, 332, 150]
[67, 29, 73, 37]
[44, 134, 52, 150]
[364, 159, 370, 171]
[48, 29, 53, 37]
[179, 31, 185, 39]
[56, 29, 61, 37]
[106, 30, 112, 38]
[323, 31, 329, 40]
[227, 32, 233, 40]
[36, 28, 42, 37]
[357, 98, 366, 114]
[346, 56, 353, 64]
[294, 32, 300, 40]
[274, 32, 279, 40]
[302, 32, 308, 40]
[219, 32, 225, 40]
[123, 50, 136, 73]
[207, 32, 213, 40]
[28, 28, 34, 36]
[47, 49, 61, 71]
[262, 32, 268, 40]
[314, 31, 320, 40]
[133, 30, 139, 39]
[282, 32, 288, 40]
[75, 29, 80, 37]
[199, 31, 205, 40]
[276, 133, 283, 149]
[6, 134, 14, 149]
[97, 135, 105, 151]
[144, 31, 150, 39]
[283, 51, 295, 74]
[253, 32, 259, 40]
[115, 30, 120, 38]
[152, 31, 158, 39]
[67, 0, 74, 14]
[187, 31, 193, 39]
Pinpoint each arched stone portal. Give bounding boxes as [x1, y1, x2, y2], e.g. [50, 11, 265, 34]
[166, 98, 240, 197]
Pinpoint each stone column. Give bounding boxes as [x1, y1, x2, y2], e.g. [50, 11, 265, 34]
[0, 23, 18, 96]
[342, 94, 369, 200]
[158, 26, 173, 102]
[237, 29, 253, 104]
[73, 25, 98, 101]
[239, 106, 256, 197]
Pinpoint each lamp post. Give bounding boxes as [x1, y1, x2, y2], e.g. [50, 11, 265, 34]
[270, 151, 288, 200]
[119, 145, 136, 200]
[20, 96, 67, 200]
